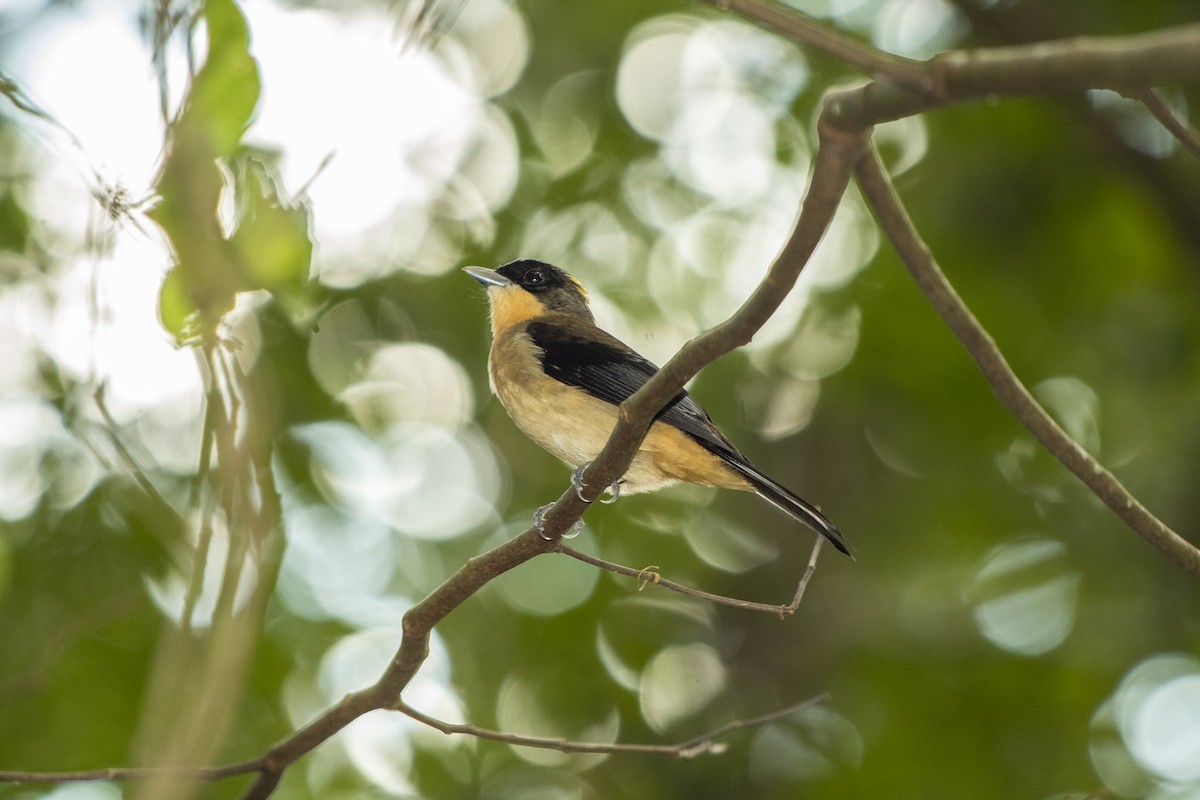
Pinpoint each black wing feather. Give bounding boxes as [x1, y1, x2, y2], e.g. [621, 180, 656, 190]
[526, 322, 735, 454]
[526, 321, 854, 556]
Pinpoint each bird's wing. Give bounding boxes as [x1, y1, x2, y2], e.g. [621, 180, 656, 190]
[525, 321, 738, 455]
[527, 320, 854, 556]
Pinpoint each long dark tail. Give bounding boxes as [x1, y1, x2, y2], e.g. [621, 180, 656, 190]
[722, 457, 854, 557]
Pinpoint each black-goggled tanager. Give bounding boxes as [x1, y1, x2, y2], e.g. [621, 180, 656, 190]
[464, 258, 852, 557]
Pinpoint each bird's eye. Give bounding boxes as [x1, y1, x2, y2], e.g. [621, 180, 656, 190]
[525, 269, 544, 286]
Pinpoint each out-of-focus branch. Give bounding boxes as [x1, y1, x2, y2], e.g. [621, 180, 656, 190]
[558, 537, 824, 618]
[0, 760, 263, 785]
[1129, 87, 1200, 160]
[854, 143, 1200, 578]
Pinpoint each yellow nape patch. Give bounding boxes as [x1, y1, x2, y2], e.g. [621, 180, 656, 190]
[487, 285, 548, 335]
[567, 274, 587, 300]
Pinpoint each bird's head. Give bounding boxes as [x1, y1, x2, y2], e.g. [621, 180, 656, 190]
[464, 259, 594, 332]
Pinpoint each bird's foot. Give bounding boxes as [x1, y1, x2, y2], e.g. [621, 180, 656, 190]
[571, 462, 623, 505]
[533, 503, 583, 541]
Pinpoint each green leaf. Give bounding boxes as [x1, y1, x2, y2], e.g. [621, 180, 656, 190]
[230, 159, 314, 298]
[0, 188, 30, 252]
[157, 265, 195, 340]
[187, 0, 261, 157]
[148, 0, 262, 342]
[148, 125, 240, 339]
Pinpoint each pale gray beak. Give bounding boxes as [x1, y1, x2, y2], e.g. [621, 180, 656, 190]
[463, 266, 512, 288]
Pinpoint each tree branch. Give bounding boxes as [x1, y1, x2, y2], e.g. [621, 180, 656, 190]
[561, 119, 870, 515]
[713, 5, 1200, 129]
[13, 6, 1200, 798]
[690, 0, 927, 86]
[237, 115, 868, 798]
[0, 107, 863, 800]
[854, 142, 1200, 578]
[393, 693, 831, 757]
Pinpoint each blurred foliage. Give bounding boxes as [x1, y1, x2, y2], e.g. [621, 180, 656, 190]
[1, 0, 1200, 799]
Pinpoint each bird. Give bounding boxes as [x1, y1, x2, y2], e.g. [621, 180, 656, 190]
[463, 258, 852, 556]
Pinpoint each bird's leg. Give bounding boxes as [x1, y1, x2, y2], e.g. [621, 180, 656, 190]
[533, 503, 583, 541]
[571, 462, 623, 505]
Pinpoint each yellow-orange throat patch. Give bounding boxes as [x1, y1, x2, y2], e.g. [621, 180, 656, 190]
[487, 285, 547, 336]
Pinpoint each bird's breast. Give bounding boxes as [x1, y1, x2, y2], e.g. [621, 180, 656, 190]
[490, 329, 618, 464]
[486, 327, 752, 495]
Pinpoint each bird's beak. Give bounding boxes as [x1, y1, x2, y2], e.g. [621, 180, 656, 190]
[463, 266, 513, 288]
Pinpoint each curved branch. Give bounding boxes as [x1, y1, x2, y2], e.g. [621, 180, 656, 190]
[854, 143, 1200, 578]
[16, 7, 1200, 799]
[237, 530, 556, 798]
[690, 0, 927, 86]
[0, 106, 865, 800]
[239, 120, 869, 798]
[721, 7, 1200, 129]
[394, 694, 830, 757]
[562, 120, 869, 513]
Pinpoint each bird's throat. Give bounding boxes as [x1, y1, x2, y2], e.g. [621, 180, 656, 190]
[487, 286, 547, 338]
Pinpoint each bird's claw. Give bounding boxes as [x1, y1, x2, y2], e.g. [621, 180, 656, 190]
[533, 503, 583, 541]
[571, 462, 623, 505]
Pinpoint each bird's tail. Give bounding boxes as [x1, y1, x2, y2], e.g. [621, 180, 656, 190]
[722, 458, 854, 558]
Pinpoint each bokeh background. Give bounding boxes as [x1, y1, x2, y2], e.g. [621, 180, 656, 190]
[2, 0, 1199, 798]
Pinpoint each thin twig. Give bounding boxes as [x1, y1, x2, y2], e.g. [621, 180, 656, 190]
[690, 0, 927, 87]
[854, 142, 1200, 577]
[558, 536, 824, 618]
[393, 693, 830, 757]
[1127, 87, 1200, 161]
[787, 536, 824, 611]
[92, 385, 184, 533]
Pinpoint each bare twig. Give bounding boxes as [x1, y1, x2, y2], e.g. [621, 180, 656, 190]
[1127, 87, 1200, 160]
[854, 142, 1200, 577]
[394, 693, 831, 757]
[788, 536, 824, 609]
[558, 536, 824, 618]
[92, 385, 185, 534]
[690, 0, 927, 87]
